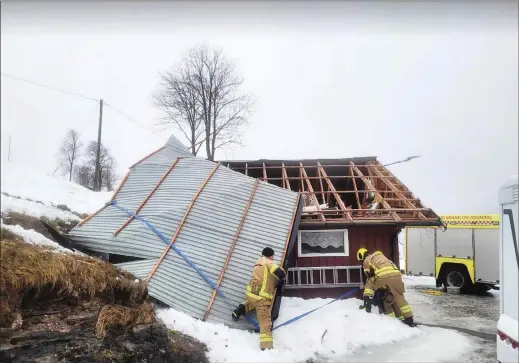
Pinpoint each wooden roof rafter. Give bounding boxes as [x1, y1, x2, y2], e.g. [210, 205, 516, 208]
[349, 161, 401, 222]
[299, 162, 326, 222]
[317, 162, 353, 221]
[366, 161, 428, 221]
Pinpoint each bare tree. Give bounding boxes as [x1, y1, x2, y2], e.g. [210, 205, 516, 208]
[154, 67, 204, 156]
[74, 164, 94, 190]
[154, 43, 255, 161]
[75, 141, 118, 191]
[57, 129, 83, 181]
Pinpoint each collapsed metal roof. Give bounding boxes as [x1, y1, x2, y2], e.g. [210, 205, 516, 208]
[68, 135, 301, 327]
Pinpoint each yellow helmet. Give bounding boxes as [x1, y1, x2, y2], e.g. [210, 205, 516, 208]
[357, 248, 368, 261]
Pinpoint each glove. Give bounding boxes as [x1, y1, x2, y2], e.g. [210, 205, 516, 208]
[363, 296, 373, 313]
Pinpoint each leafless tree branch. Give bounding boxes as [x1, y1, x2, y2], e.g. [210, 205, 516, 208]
[57, 129, 83, 182]
[153, 43, 255, 160]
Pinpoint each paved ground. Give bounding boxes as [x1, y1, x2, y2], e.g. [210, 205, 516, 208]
[332, 276, 500, 362]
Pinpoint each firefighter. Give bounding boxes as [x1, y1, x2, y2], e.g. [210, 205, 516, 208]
[357, 248, 415, 327]
[232, 247, 286, 350]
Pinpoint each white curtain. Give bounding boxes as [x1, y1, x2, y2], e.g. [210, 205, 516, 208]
[300, 231, 344, 249]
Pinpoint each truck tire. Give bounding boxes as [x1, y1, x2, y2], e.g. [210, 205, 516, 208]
[443, 265, 473, 294]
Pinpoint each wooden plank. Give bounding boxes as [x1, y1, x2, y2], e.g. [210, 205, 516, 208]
[349, 162, 401, 222]
[317, 162, 353, 221]
[368, 162, 428, 221]
[78, 171, 130, 226]
[245, 163, 248, 177]
[349, 166, 362, 209]
[316, 168, 326, 205]
[145, 163, 221, 282]
[262, 162, 267, 181]
[202, 179, 260, 321]
[300, 163, 326, 222]
[113, 158, 181, 236]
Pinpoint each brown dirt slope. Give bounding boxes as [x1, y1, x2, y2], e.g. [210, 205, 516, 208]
[0, 236, 209, 363]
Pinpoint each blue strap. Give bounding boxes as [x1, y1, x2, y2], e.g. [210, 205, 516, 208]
[108, 200, 360, 332]
[109, 200, 260, 330]
[273, 287, 359, 330]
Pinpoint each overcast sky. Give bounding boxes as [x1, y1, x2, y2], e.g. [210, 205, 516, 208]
[1, 2, 517, 214]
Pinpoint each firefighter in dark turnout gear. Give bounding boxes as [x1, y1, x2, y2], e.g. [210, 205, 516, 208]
[232, 247, 286, 350]
[357, 248, 415, 327]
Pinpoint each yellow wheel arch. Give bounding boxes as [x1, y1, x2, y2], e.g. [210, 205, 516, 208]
[435, 256, 475, 284]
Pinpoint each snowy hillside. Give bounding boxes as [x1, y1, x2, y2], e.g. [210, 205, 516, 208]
[0, 161, 475, 363]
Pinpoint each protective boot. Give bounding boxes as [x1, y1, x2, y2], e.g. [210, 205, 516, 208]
[402, 316, 415, 327]
[232, 304, 246, 322]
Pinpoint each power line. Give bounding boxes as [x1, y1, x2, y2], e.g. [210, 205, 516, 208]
[3, 72, 167, 141]
[1, 72, 98, 102]
[104, 102, 167, 140]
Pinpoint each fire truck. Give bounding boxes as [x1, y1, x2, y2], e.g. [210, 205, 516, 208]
[404, 214, 500, 293]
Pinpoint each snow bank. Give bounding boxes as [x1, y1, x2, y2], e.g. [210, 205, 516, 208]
[1, 161, 112, 215]
[158, 297, 423, 363]
[1, 194, 80, 221]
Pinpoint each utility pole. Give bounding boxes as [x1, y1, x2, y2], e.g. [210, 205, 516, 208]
[8, 136, 11, 162]
[94, 99, 104, 191]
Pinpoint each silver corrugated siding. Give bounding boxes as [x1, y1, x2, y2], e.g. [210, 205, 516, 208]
[68, 136, 300, 327]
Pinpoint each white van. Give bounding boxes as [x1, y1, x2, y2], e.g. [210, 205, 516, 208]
[497, 174, 519, 363]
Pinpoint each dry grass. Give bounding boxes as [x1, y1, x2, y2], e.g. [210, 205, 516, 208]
[95, 302, 156, 339]
[0, 239, 148, 329]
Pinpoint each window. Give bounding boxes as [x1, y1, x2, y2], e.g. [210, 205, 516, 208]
[298, 229, 349, 257]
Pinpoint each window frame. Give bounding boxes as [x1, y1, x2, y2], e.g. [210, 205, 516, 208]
[297, 229, 349, 258]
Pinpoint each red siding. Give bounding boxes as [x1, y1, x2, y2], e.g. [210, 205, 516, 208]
[285, 225, 401, 299]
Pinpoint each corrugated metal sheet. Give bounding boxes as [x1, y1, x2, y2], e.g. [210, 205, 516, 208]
[68, 135, 300, 327]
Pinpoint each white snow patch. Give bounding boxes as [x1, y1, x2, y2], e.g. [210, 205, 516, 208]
[1, 161, 112, 215]
[158, 297, 424, 363]
[331, 325, 472, 362]
[403, 275, 436, 287]
[1, 223, 68, 251]
[1, 194, 80, 221]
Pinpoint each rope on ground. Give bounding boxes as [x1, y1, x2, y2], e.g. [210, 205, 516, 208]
[420, 289, 444, 296]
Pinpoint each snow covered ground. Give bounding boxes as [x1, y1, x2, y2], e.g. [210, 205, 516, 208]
[0, 161, 498, 363]
[1, 161, 111, 215]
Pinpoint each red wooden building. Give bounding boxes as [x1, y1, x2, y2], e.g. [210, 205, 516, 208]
[222, 157, 443, 299]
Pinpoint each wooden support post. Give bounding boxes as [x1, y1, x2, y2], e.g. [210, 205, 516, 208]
[262, 163, 267, 181]
[317, 162, 352, 221]
[145, 163, 221, 282]
[202, 179, 260, 321]
[245, 163, 248, 177]
[349, 162, 401, 222]
[316, 167, 326, 205]
[349, 166, 361, 210]
[113, 158, 181, 236]
[282, 163, 292, 190]
[300, 163, 326, 222]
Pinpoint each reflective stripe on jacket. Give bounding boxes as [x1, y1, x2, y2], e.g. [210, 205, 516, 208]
[363, 251, 400, 279]
[246, 257, 285, 300]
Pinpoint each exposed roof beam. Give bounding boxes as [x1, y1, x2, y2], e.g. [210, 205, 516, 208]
[368, 162, 428, 221]
[317, 162, 353, 221]
[300, 163, 326, 222]
[281, 162, 291, 190]
[262, 162, 267, 181]
[349, 162, 401, 222]
[349, 166, 362, 209]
